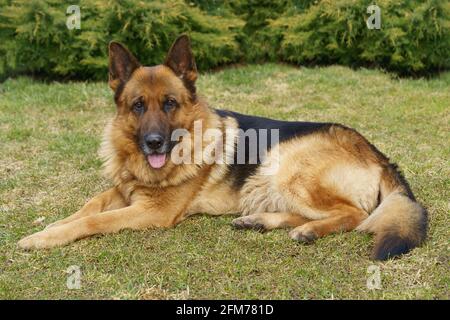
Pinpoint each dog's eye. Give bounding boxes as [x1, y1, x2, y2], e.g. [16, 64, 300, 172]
[133, 101, 144, 114]
[163, 98, 178, 112]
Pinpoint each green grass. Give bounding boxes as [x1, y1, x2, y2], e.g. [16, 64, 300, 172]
[0, 64, 449, 299]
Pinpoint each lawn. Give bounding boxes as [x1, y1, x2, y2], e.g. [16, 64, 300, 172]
[0, 64, 448, 299]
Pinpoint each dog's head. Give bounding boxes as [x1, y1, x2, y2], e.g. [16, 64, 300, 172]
[107, 35, 205, 178]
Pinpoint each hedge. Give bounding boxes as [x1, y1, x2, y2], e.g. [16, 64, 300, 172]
[271, 0, 450, 75]
[0, 0, 243, 80]
[0, 0, 449, 80]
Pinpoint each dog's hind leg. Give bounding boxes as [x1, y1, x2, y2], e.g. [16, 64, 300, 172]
[45, 187, 127, 229]
[232, 212, 310, 232]
[288, 204, 368, 243]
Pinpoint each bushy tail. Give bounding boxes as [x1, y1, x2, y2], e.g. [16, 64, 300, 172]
[357, 166, 428, 260]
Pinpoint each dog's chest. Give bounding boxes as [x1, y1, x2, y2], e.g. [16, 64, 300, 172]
[186, 180, 241, 216]
[186, 185, 240, 216]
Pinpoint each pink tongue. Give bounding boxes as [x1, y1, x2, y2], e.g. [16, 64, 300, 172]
[147, 154, 166, 169]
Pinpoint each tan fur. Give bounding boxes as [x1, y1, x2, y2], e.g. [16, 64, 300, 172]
[237, 126, 382, 240]
[233, 212, 310, 230]
[18, 37, 426, 260]
[355, 168, 427, 259]
[19, 121, 383, 249]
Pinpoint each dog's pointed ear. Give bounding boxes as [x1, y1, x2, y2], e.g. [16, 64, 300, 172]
[108, 41, 141, 91]
[164, 35, 197, 95]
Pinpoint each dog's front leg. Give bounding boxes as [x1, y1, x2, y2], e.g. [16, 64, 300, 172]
[18, 203, 182, 250]
[45, 187, 127, 229]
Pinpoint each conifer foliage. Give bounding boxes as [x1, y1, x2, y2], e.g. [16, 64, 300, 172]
[0, 0, 448, 80]
[0, 0, 243, 80]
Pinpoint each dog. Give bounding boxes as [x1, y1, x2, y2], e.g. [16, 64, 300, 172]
[18, 35, 427, 260]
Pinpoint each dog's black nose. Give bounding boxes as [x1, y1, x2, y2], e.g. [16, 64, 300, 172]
[144, 133, 164, 150]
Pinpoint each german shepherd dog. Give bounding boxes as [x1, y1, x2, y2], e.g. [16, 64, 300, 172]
[18, 35, 427, 260]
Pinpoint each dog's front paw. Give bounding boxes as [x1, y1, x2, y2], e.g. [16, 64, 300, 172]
[289, 225, 318, 243]
[18, 229, 64, 250]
